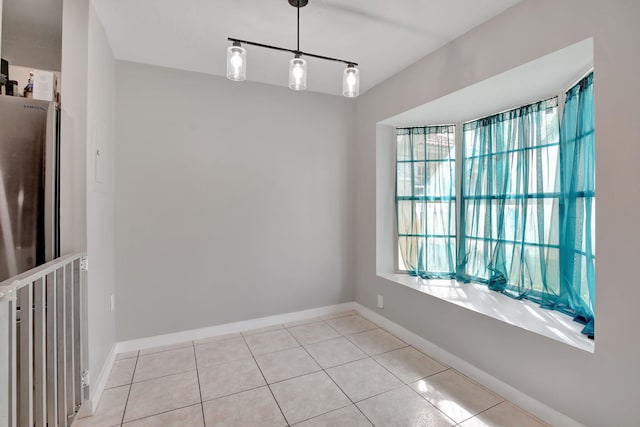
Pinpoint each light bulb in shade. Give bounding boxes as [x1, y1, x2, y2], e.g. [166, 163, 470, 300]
[342, 64, 359, 98]
[226, 44, 246, 81]
[289, 56, 307, 91]
[230, 53, 243, 70]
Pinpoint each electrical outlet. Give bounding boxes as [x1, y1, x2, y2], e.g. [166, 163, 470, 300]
[377, 294, 384, 309]
[110, 294, 115, 312]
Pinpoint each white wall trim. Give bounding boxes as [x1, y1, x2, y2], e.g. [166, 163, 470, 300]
[116, 302, 357, 353]
[354, 303, 585, 427]
[78, 343, 117, 418]
[377, 274, 593, 353]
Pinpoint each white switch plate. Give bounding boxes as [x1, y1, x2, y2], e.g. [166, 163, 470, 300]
[110, 294, 115, 312]
[377, 294, 384, 309]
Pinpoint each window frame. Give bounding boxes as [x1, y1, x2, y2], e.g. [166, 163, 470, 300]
[394, 99, 568, 283]
[394, 124, 457, 277]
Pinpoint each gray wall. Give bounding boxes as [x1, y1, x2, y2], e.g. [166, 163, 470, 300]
[353, 1, 640, 426]
[115, 62, 356, 341]
[60, 0, 88, 255]
[1, 0, 63, 71]
[85, 3, 117, 389]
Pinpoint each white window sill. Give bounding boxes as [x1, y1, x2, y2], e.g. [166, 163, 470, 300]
[378, 273, 594, 353]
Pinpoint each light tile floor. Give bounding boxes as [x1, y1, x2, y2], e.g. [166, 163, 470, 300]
[73, 311, 550, 427]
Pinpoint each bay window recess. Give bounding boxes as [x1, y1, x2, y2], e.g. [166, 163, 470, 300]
[395, 73, 595, 337]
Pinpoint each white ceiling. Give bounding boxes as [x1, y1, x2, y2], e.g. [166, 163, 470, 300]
[93, 0, 522, 97]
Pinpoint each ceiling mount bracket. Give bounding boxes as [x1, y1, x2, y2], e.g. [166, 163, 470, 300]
[288, 0, 308, 7]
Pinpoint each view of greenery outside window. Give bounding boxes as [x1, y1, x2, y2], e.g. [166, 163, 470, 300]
[458, 98, 562, 303]
[396, 125, 456, 278]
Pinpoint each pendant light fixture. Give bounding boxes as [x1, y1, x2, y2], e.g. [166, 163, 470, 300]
[289, 55, 307, 90]
[226, 42, 246, 81]
[226, 0, 359, 97]
[343, 64, 359, 98]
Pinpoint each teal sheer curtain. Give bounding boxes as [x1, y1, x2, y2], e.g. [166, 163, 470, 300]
[558, 72, 595, 337]
[457, 83, 596, 338]
[458, 99, 562, 306]
[396, 126, 456, 278]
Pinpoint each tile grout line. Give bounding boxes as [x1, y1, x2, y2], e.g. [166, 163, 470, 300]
[118, 353, 140, 426]
[286, 323, 377, 426]
[241, 325, 285, 338]
[281, 349, 368, 373]
[136, 343, 194, 357]
[240, 332, 291, 426]
[363, 342, 460, 423]
[456, 400, 505, 426]
[339, 326, 410, 356]
[287, 326, 358, 425]
[283, 310, 358, 329]
[127, 367, 198, 386]
[446, 366, 507, 401]
[116, 346, 202, 426]
[281, 316, 416, 424]
[402, 375, 459, 426]
[370, 349, 450, 386]
[192, 341, 207, 427]
[282, 316, 455, 426]
[200, 383, 267, 404]
[367, 348, 412, 382]
[117, 403, 204, 426]
[103, 357, 138, 391]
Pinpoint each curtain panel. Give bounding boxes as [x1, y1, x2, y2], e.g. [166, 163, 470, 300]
[458, 98, 562, 304]
[558, 72, 595, 337]
[396, 125, 456, 278]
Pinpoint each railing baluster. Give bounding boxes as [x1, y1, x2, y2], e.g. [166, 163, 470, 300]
[34, 278, 47, 427]
[9, 297, 17, 427]
[46, 272, 58, 427]
[73, 260, 82, 412]
[0, 298, 15, 427]
[0, 302, 7, 427]
[18, 283, 34, 427]
[65, 263, 75, 423]
[56, 267, 67, 427]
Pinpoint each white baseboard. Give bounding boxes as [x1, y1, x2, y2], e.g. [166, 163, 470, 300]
[77, 343, 117, 419]
[354, 303, 584, 427]
[116, 302, 356, 353]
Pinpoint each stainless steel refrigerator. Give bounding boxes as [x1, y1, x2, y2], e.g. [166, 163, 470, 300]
[0, 96, 59, 282]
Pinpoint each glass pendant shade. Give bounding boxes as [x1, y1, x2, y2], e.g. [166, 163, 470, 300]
[226, 44, 246, 81]
[343, 65, 359, 98]
[289, 56, 307, 91]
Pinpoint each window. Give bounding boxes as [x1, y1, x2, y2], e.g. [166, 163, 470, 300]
[459, 98, 561, 301]
[396, 125, 456, 278]
[394, 73, 595, 337]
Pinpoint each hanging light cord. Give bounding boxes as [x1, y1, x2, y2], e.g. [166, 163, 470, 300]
[297, 0, 300, 54]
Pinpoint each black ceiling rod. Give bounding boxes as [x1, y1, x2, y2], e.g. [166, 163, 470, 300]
[228, 0, 357, 67]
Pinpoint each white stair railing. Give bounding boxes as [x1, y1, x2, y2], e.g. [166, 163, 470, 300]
[0, 253, 86, 427]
